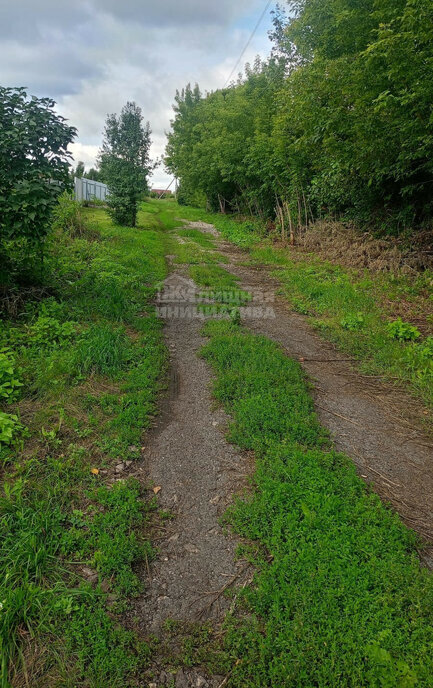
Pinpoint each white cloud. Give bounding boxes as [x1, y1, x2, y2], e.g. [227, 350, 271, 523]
[69, 143, 100, 169]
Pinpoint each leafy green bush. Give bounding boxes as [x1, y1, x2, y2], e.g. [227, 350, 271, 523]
[341, 313, 365, 331]
[0, 348, 22, 402]
[0, 347, 23, 446]
[420, 336, 433, 357]
[28, 316, 78, 349]
[387, 318, 421, 342]
[0, 411, 22, 445]
[0, 87, 75, 246]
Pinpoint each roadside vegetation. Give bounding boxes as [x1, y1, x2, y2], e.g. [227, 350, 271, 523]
[159, 209, 433, 685]
[0, 199, 167, 686]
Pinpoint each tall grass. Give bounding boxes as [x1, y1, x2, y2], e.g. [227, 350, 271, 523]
[0, 202, 168, 686]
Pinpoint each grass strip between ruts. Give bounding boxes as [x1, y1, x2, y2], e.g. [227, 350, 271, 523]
[200, 318, 433, 688]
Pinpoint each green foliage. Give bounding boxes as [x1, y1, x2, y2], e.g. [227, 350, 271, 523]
[27, 315, 78, 349]
[61, 595, 149, 687]
[0, 348, 24, 447]
[166, 0, 433, 232]
[0, 411, 22, 446]
[61, 479, 153, 597]
[340, 313, 365, 331]
[98, 102, 152, 227]
[201, 322, 433, 687]
[0, 348, 22, 402]
[83, 166, 103, 182]
[387, 318, 421, 342]
[74, 160, 85, 178]
[0, 87, 76, 246]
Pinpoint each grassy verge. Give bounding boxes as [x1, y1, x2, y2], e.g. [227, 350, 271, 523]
[200, 319, 433, 687]
[0, 203, 168, 686]
[156, 199, 433, 417]
[250, 249, 433, 412]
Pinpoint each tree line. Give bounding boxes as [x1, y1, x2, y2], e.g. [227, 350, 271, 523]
[165, 0, 433, 235]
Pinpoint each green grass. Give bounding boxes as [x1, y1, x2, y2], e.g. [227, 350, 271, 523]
[200, 319, 433, 687]
[247, 244, 433, 415]
[176, 228, 217, 250]
[0, 202, 169, 686]
[189, 265, 250, 306]
[7, 195, 430, 685]
[189, 265, 238, 289]
[169, 240, 227, 266]
[270, 258, 433, 410]
[155, 200, 264, 249]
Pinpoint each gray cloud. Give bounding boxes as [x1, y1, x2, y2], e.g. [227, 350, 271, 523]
[2, 39, 103, 97]
[91, 0, 254, 27]
[0, 0, 272, 186]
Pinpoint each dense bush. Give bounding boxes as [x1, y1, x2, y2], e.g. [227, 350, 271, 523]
[0, 87, 76, 247]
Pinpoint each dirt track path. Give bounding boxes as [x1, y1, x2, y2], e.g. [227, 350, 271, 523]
[137, 221, 433, 685]
[137, 269, 248, 688]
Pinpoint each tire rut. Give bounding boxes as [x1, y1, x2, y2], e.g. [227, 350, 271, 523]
[135, 269, 249, 687]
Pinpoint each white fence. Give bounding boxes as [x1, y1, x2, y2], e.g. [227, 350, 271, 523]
[74, 177, 109, 203]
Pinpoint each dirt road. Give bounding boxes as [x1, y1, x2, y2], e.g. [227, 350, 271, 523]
[136, 220, 433, 686]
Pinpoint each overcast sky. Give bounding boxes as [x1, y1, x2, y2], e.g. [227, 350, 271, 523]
[1, 1, 274, 188]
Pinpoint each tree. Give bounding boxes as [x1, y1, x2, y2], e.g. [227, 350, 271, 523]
[0, 87, 76, 246]
[98, 102, 152, 227]
[84, 167, 101, 181]
[74, 160, 85, 178]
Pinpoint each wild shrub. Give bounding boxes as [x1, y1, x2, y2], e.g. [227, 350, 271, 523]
[52, 192, 86, 237]
[0, 411, 22, 446]
[0, 348, 22, 402]
[387, 318, 421, 341]
[341, 313, 365, 331]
